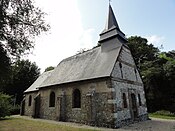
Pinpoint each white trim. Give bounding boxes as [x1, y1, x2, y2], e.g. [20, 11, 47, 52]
[108, 99, 117, 104]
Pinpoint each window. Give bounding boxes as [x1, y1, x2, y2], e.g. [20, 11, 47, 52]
[73, 89, 81, 108]
[28, 95, 32, 106]
[119, 62, 123, 78]
[134, 68, 138, 81]
[122, 93, 127, 108]
[138, 94, 142, 106]
[49, 92, 55, 107]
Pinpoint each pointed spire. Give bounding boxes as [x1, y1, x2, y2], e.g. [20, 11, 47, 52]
[104, 4, 120, 31]
[99, 4, 127, 43]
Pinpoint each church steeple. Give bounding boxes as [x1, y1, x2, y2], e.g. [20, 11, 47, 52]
[99, 4, 127, 43]
[104, 4, 119, 31]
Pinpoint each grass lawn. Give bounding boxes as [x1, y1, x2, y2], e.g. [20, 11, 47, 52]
[0, 117, 97, 131]
[149, 113, 175, 120]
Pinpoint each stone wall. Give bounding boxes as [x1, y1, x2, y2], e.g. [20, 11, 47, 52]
[112, 46, 142, 83]
[111, 46, 148, 128]
[24, 92, 38, 116]
[37, 79, 115, 127]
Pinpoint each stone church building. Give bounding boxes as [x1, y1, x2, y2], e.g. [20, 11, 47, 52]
[21, 4, 148, 128]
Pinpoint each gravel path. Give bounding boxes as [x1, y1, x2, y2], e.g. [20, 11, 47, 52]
[12, 115, 175, 131]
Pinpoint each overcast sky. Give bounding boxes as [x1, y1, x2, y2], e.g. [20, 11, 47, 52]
[28, 0, 175, 72]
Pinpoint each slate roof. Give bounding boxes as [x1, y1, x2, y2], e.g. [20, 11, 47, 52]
[24, 70, 53, 93]
[40, 46, 121, 88]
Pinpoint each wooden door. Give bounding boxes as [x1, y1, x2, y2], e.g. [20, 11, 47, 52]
[131, 93, 138, 119]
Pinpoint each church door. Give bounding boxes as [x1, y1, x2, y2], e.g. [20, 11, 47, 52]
[56, 95, 66, 121]
[20, 99, 25, 115]
[86, 92, 96, 125]
[33, 94, 40, 118]
[130, 93, 138, 120]
[56, 97, 61, 120]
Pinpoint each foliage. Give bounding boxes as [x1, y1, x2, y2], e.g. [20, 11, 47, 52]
[152, 110, 175, 117]
[128, 36, 175, 113]
[3, 59, 40, 104]
[0, 45, 11, 88]
[0, 0, 49, 57]
[128, 36, 159, 70]
[149, 110, 175, 120]
[10, 105, 20, 115]
[0, 0, 49, 86]
[0, 92, 12, 118]
[159, 51, 175, 65]
[44, 66, 55, 72]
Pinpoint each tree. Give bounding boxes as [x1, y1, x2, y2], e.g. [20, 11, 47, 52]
[44, 66, 55, 72]
[0, 0, 49, 83]
[128, 36, 175, 113]
[0, 44, 11, 89]
[128, 36, 159, 70]
[0, 92, 12, 118]
[0, 0, 49, 57]
[4, 59, 40, 104]
[159, 51, 175, 65]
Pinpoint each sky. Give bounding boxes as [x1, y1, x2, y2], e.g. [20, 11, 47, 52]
[28, 0, 175, 72]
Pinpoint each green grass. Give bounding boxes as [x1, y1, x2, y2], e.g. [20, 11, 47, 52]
[149, 110, 175, 120]
[0, 117, 98, 131]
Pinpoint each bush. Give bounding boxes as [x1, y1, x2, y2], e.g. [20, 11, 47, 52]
[153, 110, 175, 117]
[0, 92, 12, 118]
[10, 105, 20, 115]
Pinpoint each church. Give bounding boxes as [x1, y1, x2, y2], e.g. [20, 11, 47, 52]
[21, 4, 148, 128]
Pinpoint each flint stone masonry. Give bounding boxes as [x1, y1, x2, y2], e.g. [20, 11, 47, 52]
[24, 92, 38, 116]
[31, 80, 114, 125]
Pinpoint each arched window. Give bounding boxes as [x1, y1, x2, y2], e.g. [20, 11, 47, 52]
[49, 92, 55, 107]
[138, 94, 142, 106]
[28, 95, 32, 106]
[73, 89, 81, 108]
[122, 93, 127, 108]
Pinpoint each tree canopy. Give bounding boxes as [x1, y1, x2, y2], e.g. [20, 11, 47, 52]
[44, 66, 55, 72]
[128, 36, 175, 113]
[0, 0, 49, 57]
[0, 0, 49, 84]
[3, 59, 40, 104]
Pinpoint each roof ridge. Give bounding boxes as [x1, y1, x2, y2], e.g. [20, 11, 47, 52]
[58, 46, 100, 64]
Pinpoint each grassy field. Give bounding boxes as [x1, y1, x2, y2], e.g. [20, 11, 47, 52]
[149, 111, 175, 120]
[149, 114, 175, 120]
[0, 117, 97, 131]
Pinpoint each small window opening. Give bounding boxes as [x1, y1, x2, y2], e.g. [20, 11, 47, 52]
[123, 93, 127, 108]
[119, 62, 123, 78]
[28, 95, 32, 106]
[49, 92, 55, 107]
[138, 94, 142, 106]
[73, 89, 81, 108]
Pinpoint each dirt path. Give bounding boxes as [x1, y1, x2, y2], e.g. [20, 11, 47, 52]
[12, 115, 175, 131]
